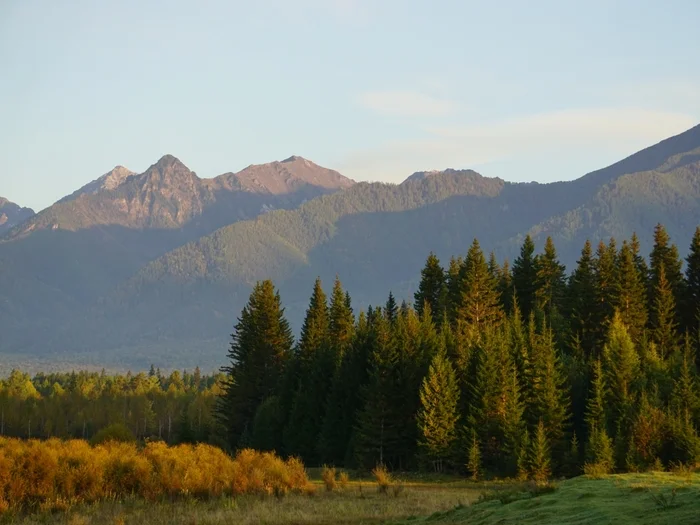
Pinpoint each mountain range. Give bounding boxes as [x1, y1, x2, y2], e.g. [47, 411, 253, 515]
[1, 124, 700, 371]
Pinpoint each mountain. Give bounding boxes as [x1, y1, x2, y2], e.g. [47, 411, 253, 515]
[1, 124, 699, 370]
[0, 155, 354, 364]
[0, 198, 34, 235]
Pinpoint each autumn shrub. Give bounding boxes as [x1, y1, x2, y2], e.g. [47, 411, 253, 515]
[90, 423, 136, 446]
[372, 464, 391, 494]
[338, 471, 350, 489]
[0, 438, 308, 515]
[321, 465, 337, 491]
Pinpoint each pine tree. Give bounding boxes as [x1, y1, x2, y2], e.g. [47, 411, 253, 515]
[568, 240, 597, 357]
[354, 310, 403, 468]
[416, 349, 460, 470]
[534, 236, 566, 317]
[585, 359, 607, 432]
[329, 276, 355, 364]
[684, 227, 700, 334]
[671, 336, 700, 421]
[385, 292, 398, 324]
[651, 263, 679, 358]
[593, 239, 618, 351]
[414, 252, 446, 319]
[529, 420, 551, 483]
[456, 239, 503, 333]
[603, 313, 639, 428]
[466, 429, 482, 480]
[512, 235, 537, 319]
[284, 278, 331, 463]
[446, 256, 464, 324]
[614, 240, 648, 343]
[498, 259, 514, 314]
[649, 223, 685, 321]
[488, 251, 500, 280]
[217, 280, 294, 449]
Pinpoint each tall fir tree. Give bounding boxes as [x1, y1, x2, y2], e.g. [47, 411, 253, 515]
[498, 259, 514, 315]
[217, 280, 294, 449]
[593, 238, 618, 352]
[603, 313, 640, 431]
[414, 252, 446, 319]
[284, 278, 331, 463]
[385, 292, 398, 325]
[416, 349, 460, 471]
[567, 240, 597, 357]
[651, 264, 679, 358]
[329, 276, 355, 364]
[446, 256, 464, 324]
[614, 240, 648, 343]
[529, 419, 552, 483]
[456, 239, 504, 333]
[649, 223, 685, 322]
[512, 235, 537, 319]
[534, 236, 566, 318]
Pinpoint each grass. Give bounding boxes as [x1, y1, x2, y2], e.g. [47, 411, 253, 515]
[4, 473, 699, 524]
[396, 472, 700, 524]
[1, 477, 484, 524]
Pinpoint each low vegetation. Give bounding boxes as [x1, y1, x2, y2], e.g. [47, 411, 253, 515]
[0, 438, 309, 516]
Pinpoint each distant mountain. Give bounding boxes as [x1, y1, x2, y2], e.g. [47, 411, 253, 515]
[10, 154, 353, 237]
[1, 124, 699, 371]
[0, 198, 34, 235]
[0, 155, 354, 363]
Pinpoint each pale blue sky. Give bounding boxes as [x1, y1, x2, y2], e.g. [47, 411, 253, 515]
[1, 0, 699, 211]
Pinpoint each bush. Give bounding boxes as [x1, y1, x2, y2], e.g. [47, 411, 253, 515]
[372, 464, 391, 494]
[338, 471, 350, 489]
[321, 465, 337, 492]
[0, 438, 309, 514]
[90, 424, 136, 446]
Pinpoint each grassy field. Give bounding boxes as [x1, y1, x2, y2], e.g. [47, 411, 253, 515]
[4, 473, 699, 524]
[399, 472, 700, 525]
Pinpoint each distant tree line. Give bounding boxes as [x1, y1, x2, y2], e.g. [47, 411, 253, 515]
[0, 368, 224, 445]
[217, 223, 700, 478]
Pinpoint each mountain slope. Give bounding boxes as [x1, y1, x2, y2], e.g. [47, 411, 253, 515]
[0, 198, 34, 235]
[1, 124, 699, 370]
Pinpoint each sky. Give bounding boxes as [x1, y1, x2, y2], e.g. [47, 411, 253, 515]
[1, 0, 699, 212]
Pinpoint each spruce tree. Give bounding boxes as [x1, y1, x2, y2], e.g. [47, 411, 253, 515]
[354, 310, 403, 468]
[466, 429, 482, 480]
[651, 263, 679, 358]
[568, 240, 598, 357]
[416, 349, 460, 471]
[456, 239, 503, 333]
[585, 359, 608, 433]
[603, 313, 640, 429]
[385, 292, 398, 324]
[498, 259, 514, 314]
[671, 336, 700, 421]
[329, 276, 355, 364]
[512, 235, 537, 319]
[684, 227, 700, 334]
[217, 280, 294, 449]
[534, 236, 566, 317]
[529, 420, 552, 483]
[284, 278, 331, 463]
[649, 223, 685, 320]
[593, 238, 618, 349]
[446, 256, 464, 324]
[414, 252, 446, 319]
[614, 240, 648, 343]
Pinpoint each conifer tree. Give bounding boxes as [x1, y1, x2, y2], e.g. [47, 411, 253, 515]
[651, 264, 679, 358]
[585, 359, 608, 433]
[649, 223, 685, 319]
[498, 259, 514, 314]
[527, 323, 569, 449]
[466, 429, 482, 480]
[487, 251, 500, 280]
[414, 253, 445, 319]
[355, 310, 403, 468]
[517, 428, 530, 480]
[329, 276, 355, 364]
[529, 419, 551, 483]
[416, 349, 460, 471]
[385, 292, 398, 324]
[284, 278, 331, 462]
[671, 336, 700, 421]
[534, 236, 566, 317]
[593, 239, 618, 350]
[603, 313, 640, 429]
[446, 256, 464, 323]
[319, 311, 371, 465]
[512, 235, 537, 319]
[567, 241, 597, 345]
[456, 239, 503, 333]
[217, 280, 293, 449]
[684, 227, 700, 334]
[614, 240, 648, 343]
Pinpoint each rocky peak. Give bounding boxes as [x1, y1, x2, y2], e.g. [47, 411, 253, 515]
[58, 165, 136, 203]
[0, 197, 35, 235]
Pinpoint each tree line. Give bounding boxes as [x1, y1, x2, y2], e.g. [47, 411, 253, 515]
[217, 224, 700, 478]
[0, 368, 224, 445]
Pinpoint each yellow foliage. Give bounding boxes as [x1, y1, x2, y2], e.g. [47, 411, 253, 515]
[0, 438, 308, 514]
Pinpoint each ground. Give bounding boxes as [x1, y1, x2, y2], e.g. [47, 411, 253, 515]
[4, 472, 699, 524]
